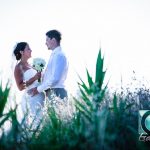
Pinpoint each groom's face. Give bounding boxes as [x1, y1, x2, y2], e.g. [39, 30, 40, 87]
[46, 36, 53, 50]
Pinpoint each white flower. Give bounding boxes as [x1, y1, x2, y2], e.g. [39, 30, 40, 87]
[32, 58, 46, 72]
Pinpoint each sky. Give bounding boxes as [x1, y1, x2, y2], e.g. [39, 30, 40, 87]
[0, 0, 150, 95]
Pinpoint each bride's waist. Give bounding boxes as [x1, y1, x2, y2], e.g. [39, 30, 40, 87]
[25, 82, 40, 91]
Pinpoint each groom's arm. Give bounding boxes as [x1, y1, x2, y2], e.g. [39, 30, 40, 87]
[37, 80, 52, 93]
[28, 87, 39, 96]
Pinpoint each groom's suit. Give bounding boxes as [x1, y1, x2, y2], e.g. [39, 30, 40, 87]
[37, 46, 68, 99]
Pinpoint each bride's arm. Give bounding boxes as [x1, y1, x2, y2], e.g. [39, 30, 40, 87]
[14, 66, 26, 91]
[25, 72, 41, 87]
[14, 65, 41, 90]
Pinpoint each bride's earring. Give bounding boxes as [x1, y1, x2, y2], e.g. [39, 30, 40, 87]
[20, 51, 24, 56]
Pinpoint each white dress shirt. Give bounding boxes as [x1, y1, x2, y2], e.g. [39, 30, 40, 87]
[37, 46, 68, 93]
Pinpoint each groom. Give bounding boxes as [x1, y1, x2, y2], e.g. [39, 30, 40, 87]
[31, 29, 69, 99]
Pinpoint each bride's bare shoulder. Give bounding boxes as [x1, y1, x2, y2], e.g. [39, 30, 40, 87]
[14, 63, 22, 74]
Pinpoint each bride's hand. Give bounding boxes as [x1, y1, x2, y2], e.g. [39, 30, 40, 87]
[34, 72, 41, 80]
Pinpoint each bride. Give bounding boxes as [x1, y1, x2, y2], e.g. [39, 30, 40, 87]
[13, 42, 45, 123]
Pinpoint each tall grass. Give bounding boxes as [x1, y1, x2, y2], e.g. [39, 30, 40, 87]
[0, 49, 150, 149]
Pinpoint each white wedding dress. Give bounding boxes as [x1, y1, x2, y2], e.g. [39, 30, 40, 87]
[21, 68, 45, 123]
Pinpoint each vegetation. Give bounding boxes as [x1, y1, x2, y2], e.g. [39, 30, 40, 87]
[0, 49, 150, 150]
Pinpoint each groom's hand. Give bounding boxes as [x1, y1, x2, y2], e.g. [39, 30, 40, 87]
[28, 87, 39, 96]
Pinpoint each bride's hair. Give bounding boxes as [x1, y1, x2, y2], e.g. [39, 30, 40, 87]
[13, 42, 27, 60]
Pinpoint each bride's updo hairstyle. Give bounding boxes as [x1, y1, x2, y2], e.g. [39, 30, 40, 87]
[13, 42, 27, 60]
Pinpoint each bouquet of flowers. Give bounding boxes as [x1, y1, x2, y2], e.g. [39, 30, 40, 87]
[32, 57, 46, 82]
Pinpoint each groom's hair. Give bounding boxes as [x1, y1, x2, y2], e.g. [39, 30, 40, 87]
[46, 30, 61, 44]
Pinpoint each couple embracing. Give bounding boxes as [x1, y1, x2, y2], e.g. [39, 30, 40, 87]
[13, 29, 69, 118]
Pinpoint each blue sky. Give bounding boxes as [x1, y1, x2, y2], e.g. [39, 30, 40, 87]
[1, 0, 150, 94]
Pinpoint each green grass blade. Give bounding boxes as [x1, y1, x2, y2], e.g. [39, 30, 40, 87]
[113, 93, 118, 114]
[86, 68, 94, 88]
[95, 50, 106, 90]
[0, 81, 10, 116]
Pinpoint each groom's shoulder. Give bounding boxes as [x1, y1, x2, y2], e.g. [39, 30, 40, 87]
[57, 49, 66, 56]
[55, 52, 67, 62]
